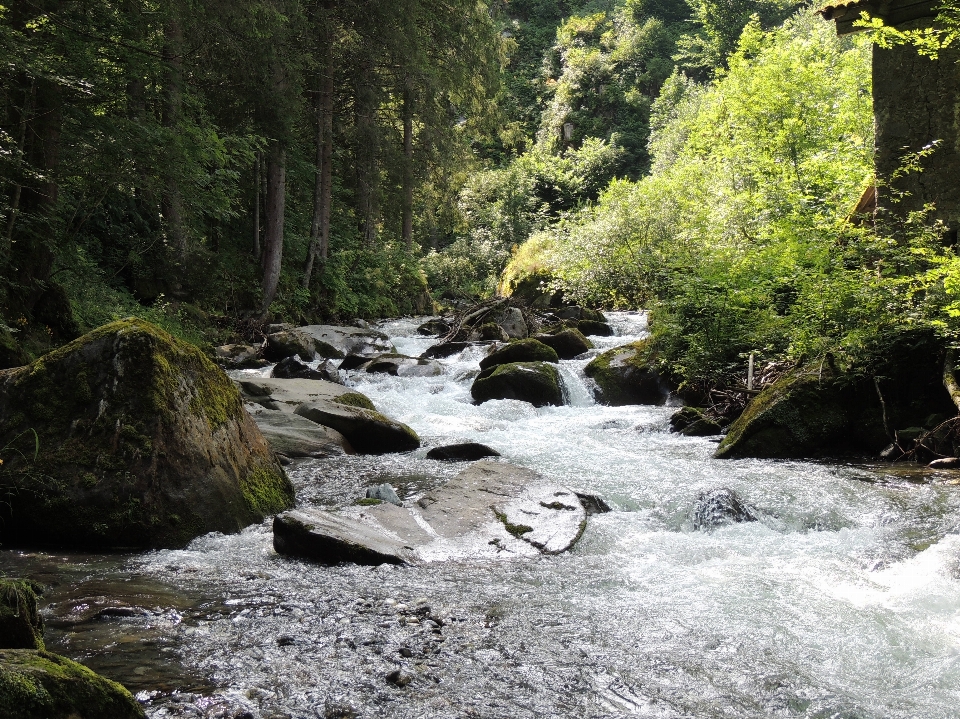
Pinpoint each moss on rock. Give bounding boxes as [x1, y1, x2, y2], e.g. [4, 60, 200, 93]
[471, 362, 564, 407]
[584, 339, 671, 406]
[0, 318, 294, 549]
[0, 580, 44, 650]
[478, 339, 559, 371]
[332, 392, 377, 411]
[0, 648, 145, 719]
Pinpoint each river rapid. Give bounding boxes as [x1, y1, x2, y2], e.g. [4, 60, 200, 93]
[3, 312, 960, 718]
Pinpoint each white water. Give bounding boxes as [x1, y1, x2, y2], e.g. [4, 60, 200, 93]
[13, 313, 960, 718]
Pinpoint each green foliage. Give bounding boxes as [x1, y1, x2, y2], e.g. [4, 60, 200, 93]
[535, 10, 919, 388]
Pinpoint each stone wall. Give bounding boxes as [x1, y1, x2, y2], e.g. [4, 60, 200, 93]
[874, 31, 960, 235]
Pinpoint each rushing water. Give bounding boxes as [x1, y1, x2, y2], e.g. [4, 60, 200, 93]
[4, 312, 960, 718]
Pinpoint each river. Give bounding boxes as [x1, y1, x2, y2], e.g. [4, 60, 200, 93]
[3, 312, 960, 718]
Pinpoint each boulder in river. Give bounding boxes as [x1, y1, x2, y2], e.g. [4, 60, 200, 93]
[296, 324, 395, 359]
[365, 354, 443, 377]
[669, 407, 723, 436]
[421, 341, 478, 359]
[577, 319, 614, 337]
[245, 406, 354, 458]
[469, 322, 509, 342]
[584, 338, 671, 406]
[478, 338, 559, 370]
[553, 306, 605, 322]
[533, 328, 593, 359]
[272, 356, 342, 383]
[0, 649, 145, 719]
[273, 461, 587, 565]
[692, 488, 758, 530]
[426, 442, 501, 461]
[497, 307, 528, 339]
[265, 328, 316, 362]
[237, 377, 375, 413]
[0, 319, 294, 549]
[296, 402, 420, 454]
[365, 483, 403, 506]
[0, 579, 44, 650]
[417, 318, 451, 336]
[716, 330, 956, 459]
[471, 361, 564, 407]
[214, 343, 267, 369]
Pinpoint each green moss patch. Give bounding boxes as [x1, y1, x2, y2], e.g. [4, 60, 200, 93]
[332, 392, 376, 411]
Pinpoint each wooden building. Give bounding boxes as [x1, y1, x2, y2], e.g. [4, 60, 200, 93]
[821, 0, 960, 237]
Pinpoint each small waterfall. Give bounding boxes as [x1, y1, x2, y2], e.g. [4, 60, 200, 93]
[558, 363, 596, 407]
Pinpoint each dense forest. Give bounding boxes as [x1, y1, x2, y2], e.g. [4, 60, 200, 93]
[6, 0, 960, 397]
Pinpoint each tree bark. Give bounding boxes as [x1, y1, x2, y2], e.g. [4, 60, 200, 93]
[162, 13, 187, 259]
[943, 349, 960, 413]
[261, 146, 286, 315]
[304, 36, 335, 289]
[253, 151, 262, 259]
[355, 55, 378, 246]
[402, 76, 414, 252]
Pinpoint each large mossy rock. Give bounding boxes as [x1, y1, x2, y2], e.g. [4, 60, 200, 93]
[715, 331, 955, 459]
[0, 649, 145, 719]
[584, 338, 671, 405]
[0, 580, 44, 650]
[471, 362, 564, 407]
[533, 328, 593, 359]
[0, 319, 294, 549]
[478, 338, 559, 370]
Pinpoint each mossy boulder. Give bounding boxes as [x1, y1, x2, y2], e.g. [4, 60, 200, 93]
[533, 329, 593, 359]
[0, 580, 44, 650]
[715, 332, 955, 459]
[469, 322, 509, 342]
[669, 407, 723, 436]
[478, 339, 559, 371]
[295, 402, 420, 454]
[470, 362, 564, 407]
[0, 648, 145, 719]
[584, 339, 671, 406]
[0, 319, 294, 549]
[264, 329, 317, 362]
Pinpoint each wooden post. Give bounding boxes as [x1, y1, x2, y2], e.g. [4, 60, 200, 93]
[747, 353, 755, 391]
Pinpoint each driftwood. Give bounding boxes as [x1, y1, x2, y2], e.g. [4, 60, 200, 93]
[437, 297, 548, 345]
[944, 349, 960, 413]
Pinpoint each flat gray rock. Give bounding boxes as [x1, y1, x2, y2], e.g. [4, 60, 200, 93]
[236, 378, 364, 414]
[297, 325, 395, 358]
[273, 461, 586, 565]
[246, 405, 353, 458]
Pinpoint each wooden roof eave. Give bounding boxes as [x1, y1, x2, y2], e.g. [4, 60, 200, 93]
[818, 0, 940, 35]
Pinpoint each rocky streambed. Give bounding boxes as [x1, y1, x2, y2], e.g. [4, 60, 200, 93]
[3, 313, 960, 718]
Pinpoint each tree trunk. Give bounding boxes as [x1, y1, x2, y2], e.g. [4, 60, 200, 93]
[253, 151, 262, 259]
[402, 76, 414, 252]
[261, 146, 286, 315]
[162, 13, 187, 259]
[943, 349, 960, 413]
[355, 56, 378, 246]
[304, 35, 335, 289]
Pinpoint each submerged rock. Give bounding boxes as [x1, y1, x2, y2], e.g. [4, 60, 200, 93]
[471, 362, 564, 407]
[426, 443, 501, 461]
[0, 580, 44, 650]
[273, 461, 587, 565]
[692, 489, 758, 530]
[0, 319, 294, 549]
[295, 402, 420, 455]
[478, 338, 559, 370]
[0, 649, 145, 719]
[533, 328, 593, 359]
[584, 339, 671, 406]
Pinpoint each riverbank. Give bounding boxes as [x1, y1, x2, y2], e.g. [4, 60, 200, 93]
[2, 313, 960, 718]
